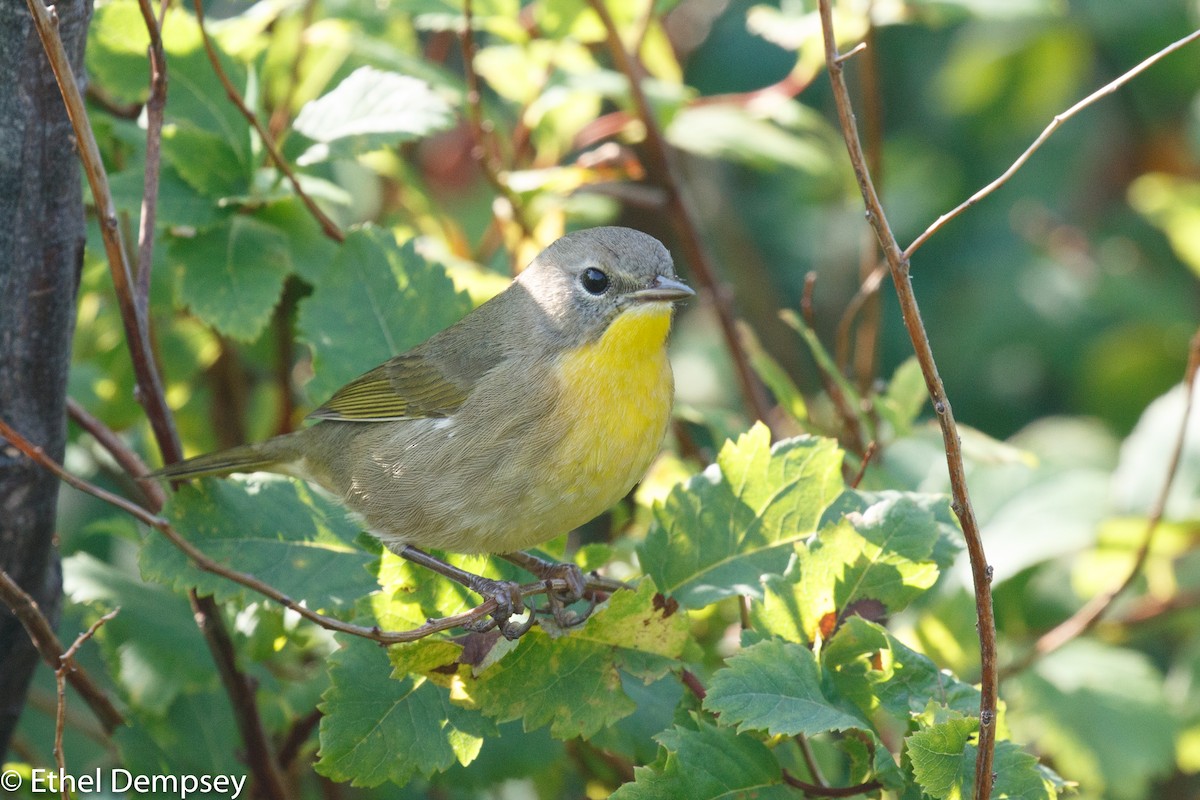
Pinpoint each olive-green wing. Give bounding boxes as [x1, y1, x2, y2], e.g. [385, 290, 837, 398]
[307, 354, 470, 422]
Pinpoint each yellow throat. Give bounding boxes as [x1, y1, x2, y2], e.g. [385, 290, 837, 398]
[546, 302, 675, 525]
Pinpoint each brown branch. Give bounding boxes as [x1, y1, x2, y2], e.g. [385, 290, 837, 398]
[24, 0, 182, 465]
[0, 569, 124, 733]
[584, 0, 775, 428]
[796, 733, 828, 788]
[905, 27, 1200, 260]
[781, 770, 882, 797]
[461, 0, 535, 251]
[54, 607, 120, 799]
[267, 0, 318, 140]
[0, 416, 589, 646]
[277, 707, 322, 768]
[133, 0, 168, 318]
[1004, 327, 1200, 678]
[850, 21, 884, 396]
[679, 668, 706, 700]
[814, 5, 998, 798]
[192, 0, 344, 244]
[190, 590, 288, 800]
[67, 396, 166, 511]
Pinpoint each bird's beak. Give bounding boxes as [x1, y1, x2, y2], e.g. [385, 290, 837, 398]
[632, 275, 695, 303]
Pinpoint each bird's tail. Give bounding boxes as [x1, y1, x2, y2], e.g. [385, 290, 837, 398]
[150, 433, 305, 481]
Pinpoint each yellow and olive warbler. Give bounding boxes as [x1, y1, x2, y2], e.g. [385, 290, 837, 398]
[155, 227, 693, 634]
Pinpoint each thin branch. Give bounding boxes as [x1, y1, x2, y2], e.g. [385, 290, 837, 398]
[0, 417, 589, 646]
[190, 590, 288, 800]
[848, 441, 877, 490]
[277, 707, 322, 768]
[1004, 327, 1200, 678]
[24, 0, 182, 464]
[192, 0, 344, 244]
[267, 0, 318, 140]
[55, 607, 120, 800]
[781, 770, 882, 797]
[679, 668, 706, 701]
[461, 0, 535, 251]
[796, 733, 828, 788]
[905, 27, 1200, 260]
[134, 0, 168, 318]
[584, 0, 775, 427]
[814, 4, 998, 798]
[0, 569, 124, 733]
[67, 396, 166, 510]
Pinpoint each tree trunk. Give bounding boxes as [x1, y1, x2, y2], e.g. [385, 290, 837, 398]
[0, 0, 89, 757]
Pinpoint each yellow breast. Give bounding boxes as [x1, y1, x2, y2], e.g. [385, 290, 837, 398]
[539, 303, 675, 531]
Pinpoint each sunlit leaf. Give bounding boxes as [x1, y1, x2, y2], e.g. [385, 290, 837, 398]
[640, 424, 844, 609]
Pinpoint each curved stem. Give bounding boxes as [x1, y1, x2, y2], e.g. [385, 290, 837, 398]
[814, 4, 998, 796]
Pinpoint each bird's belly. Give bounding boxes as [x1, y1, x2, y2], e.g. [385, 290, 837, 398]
[342, 307, 675, 554]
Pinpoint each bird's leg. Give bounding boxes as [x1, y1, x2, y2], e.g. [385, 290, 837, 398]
[501, 551, 586, 602]
[501, 551, 610, 628]
[397, 545, 532, 639]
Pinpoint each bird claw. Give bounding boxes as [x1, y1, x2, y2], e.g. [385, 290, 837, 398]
[463, 577, 535, 639]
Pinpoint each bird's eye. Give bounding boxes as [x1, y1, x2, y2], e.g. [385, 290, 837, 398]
[580, 267, 609, 295]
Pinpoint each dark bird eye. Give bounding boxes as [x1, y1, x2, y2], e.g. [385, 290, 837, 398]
[580, 267, 609, 295]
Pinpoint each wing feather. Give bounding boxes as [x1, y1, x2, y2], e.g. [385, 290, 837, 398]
[307, 355, 470, 422]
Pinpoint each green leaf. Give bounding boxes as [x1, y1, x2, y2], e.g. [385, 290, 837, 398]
[786, 492, 943, 643]
[876, 357, 928, 437]
[317, 635, 492, 786]
[824, 617, 982, 724]
[293, 66, 455, 165]
[86, 0, 156, 102]
[640, 424, 844, 608]
[170, 215, 292, 342]
[115, 687, 245, 783]
[63, 553, 212, 715]
[703, 639, 869, 737]
[467, 581, 689, 739]
[162, 127, 252, 200]
[297, 225, 472, 403]
[252, 198, 340, 284]
[666, 103, 836, 173]
[907, 711, 979, 800]
[906, 711, 1061, 800]
[611, 720, 792, 800]
[144, 475, 376, 610]
[1008, 639, 1176, 800]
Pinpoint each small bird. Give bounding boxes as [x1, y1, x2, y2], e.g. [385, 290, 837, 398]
[154, 227, 693, 636]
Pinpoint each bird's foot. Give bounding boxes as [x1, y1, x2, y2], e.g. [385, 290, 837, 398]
[461, 576, 536, 640]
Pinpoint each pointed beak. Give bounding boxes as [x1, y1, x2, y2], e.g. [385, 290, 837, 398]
[631, 275, 695, 303]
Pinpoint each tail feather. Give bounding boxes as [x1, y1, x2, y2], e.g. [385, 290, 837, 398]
[151, 433, 303, 481]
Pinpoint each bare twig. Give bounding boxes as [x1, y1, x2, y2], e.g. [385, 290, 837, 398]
[133, 0, 168, 318]
[679, 668, 706, 700]
[0, 570, 124, 733]
[461, 0, 534, 250]
[189, 590, 288, 800]
[24, 0, 182, 464]
[814, 4, 998, 797]
[584, 0, 775, 427]
[849, 441, 878, 489]
[192, 0, 344, 244]
[277, 707, 322, 767]
[781, 771, 882, 798]
[1004, 328, 1200, 677]
[54, 607, 120, 799]
[0, 417, 590, 646]
[796, 733, 828, 788]
[67, 397, 166, 510]
[906, 27, 1200, 259]
[267, 0, 318, 139]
